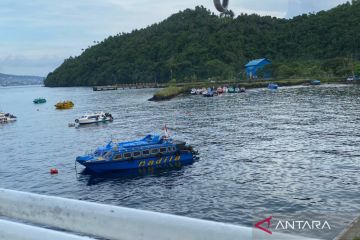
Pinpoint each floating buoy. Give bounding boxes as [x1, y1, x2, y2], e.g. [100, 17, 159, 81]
[50, 168, 58, 174]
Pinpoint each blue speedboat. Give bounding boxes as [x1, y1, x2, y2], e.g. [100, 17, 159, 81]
[203, 88, 214, 97]
[76, 134, 197, 173]
[268, 83, 279, 90]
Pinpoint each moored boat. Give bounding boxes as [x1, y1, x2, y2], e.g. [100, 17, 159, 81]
[33, 98, 46, 104]
[203, 88, 214, 97]
[240, 87, 246, 93]
[190, 88, 197, 95]
[196, 89, 204, 95]
[0, 113, 17, 123]
[75, 112, 114, 125]
[55, 101, 74, 109]
[228, 87, 235, 93]
[268, 83, 279, 90]
[310, 80, 321, 85]
[76, 133, 197, 173]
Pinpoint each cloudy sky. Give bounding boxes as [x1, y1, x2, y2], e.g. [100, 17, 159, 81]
[0, 0, 347, 76]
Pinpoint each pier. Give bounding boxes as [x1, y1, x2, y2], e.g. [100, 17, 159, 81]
[92, 86, 118, 91]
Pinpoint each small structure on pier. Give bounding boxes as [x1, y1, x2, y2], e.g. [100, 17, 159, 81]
[245, 58, 271, 80]
[93, 86, 118, 91]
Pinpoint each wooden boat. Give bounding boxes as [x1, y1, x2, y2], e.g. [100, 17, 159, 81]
[55, 101, 74, 109]
[33, 98, 46, 104]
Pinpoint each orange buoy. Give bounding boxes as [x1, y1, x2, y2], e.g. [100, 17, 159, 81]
[50, 168, 58, 174]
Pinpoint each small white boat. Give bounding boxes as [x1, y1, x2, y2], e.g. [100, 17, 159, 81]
[195, 89, 201, 95]
[0, 113, 17, 123]
[190, 88, 197, 95]
[75, 112, 113, 125]
[199, 88, 206, 95]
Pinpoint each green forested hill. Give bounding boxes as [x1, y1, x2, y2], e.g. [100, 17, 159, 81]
[45, 1, 360, 87]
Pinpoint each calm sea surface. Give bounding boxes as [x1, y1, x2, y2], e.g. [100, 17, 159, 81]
[0, 85, 359, 239]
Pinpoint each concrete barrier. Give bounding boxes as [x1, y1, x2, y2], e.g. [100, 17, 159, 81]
[335, 216, 360, 240]
[0, 188, 319, 240]
[0, 219, 95, 240]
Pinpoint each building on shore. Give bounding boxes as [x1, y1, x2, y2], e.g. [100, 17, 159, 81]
[245, 58, 271, 80]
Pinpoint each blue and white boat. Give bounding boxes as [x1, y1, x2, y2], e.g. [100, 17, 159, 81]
[76, 132, 197, 173]
[268, 83, 279, 90]
[203, 88, 214, 97]
[310, 80, 321, 85]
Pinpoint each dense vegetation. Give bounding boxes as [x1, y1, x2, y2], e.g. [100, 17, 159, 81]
[45, 1, 360, 87]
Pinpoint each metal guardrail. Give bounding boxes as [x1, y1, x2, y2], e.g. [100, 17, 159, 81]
[0, 188, 320, 240]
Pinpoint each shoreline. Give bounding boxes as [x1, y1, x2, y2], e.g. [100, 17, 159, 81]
[149, 79, 349, 102]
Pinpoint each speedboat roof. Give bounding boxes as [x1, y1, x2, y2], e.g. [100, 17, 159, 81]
[118, 135, 163, 148]
[94, 135, 180, 154]
[108, 135, 175, 152]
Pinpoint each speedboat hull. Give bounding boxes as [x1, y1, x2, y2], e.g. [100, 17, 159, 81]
[0, 113, 17, 123]
[77, 117, 113, 125]
[75, 112, 113, 125]
[268, 83, 279, 90]
[77, 151, 194, 173]
[310, 80, 321, 85]
[33, 98, 46, 104]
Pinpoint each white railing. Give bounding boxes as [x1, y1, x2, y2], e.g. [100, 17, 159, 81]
[0, 188, 319, 240]
[0, 219, 94, 240]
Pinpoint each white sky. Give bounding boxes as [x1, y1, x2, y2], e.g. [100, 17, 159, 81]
[0, 0, 347, 76]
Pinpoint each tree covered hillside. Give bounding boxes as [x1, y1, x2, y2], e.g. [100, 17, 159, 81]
[45, 1, 360, 87]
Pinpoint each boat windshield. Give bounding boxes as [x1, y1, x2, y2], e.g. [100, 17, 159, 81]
[103, 151, 113, 159]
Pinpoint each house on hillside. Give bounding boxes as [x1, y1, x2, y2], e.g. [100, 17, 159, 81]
[245, 58, 271, 79]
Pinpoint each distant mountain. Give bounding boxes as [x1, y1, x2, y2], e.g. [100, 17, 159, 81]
[0, 73, 44, 87]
